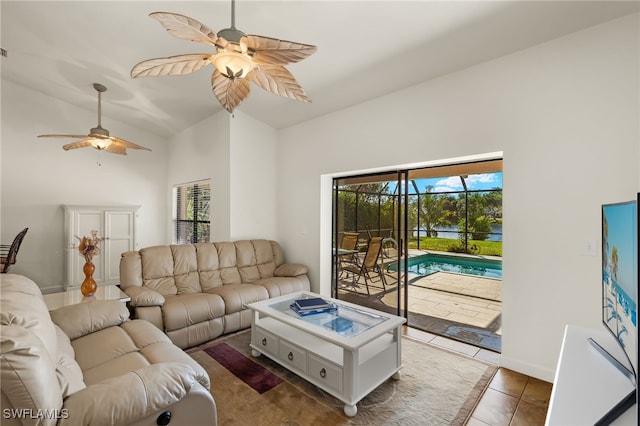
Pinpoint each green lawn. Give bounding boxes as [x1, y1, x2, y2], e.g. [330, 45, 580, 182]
[408, 237, 502, 257]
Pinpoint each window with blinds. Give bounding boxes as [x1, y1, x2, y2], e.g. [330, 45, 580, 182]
[173, 180, 211, 244]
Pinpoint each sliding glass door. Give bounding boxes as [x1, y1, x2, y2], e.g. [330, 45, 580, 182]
[331, 159, 503, 352]
[332, 171, 408, 318]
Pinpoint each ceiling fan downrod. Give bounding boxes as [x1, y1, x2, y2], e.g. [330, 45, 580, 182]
[91, 83, 109, 137]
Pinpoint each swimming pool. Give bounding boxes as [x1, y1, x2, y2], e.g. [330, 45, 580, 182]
[396, 253, 502, 279]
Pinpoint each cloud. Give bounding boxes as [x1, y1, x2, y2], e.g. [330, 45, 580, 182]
[435, 176, 463, 190]
[465, 174, 497, 185]
[431, 174, 498, 192]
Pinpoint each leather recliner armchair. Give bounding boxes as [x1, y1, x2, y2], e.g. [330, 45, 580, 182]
[0, 274, 217, 426]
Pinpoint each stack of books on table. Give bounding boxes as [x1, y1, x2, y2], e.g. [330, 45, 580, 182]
[290, 297, 337, 316]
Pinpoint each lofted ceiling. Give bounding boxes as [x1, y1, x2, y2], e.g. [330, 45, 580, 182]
[1, 1, 638, 137]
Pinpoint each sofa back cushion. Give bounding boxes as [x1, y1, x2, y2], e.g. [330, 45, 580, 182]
[139, 246, 178, 296]
[54, 325, 86, 397]
[0, 274, 63, 421]
[0, 274, 57, 364]
[256, 240, 278, 278]
[171, 245, 201, 294]
[1, 325, 64, 424]
[215, 241, 242, 285]
[120, 239, 290, 293]
[236, 240, 260, 283]
[195, 243, 223, 291]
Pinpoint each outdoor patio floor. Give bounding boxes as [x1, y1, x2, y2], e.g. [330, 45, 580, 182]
[336, 261, 503, 352]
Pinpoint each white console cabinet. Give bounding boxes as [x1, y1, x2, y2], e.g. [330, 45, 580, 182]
[546, 325, 637, 425]
[63, 204, 139, 289]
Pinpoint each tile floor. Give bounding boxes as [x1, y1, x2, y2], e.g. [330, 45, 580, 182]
[403, 327, 553, 426]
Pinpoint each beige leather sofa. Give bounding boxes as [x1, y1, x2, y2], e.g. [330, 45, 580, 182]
[0, 274, 217, 426]
[120, 239, 310, 349]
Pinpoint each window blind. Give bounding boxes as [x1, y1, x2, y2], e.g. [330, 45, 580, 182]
[173, 180, 211, 244]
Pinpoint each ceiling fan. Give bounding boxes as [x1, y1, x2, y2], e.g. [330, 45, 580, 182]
[38, 83, 151, 155]
[130, 0, 317, 113]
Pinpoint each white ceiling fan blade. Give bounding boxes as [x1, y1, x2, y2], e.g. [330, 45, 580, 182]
[149, 12, 223, 48]
[245, 35, 317, 65]
[212, 70, 251, 113]
[131, 54, 213, 78]
[103, 142, 127, 155]
[38, 134, 89, 139]
[111, 136, 151, 151]
[62, 140, 94, 151]
[248, 65, 311, 102]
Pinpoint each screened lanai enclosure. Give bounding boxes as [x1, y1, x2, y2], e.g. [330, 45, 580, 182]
[332, 159, 503, 352]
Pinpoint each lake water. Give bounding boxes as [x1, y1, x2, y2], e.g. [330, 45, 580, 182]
[413, 223, 502, 242]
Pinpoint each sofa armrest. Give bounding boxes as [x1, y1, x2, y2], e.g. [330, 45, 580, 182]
[274, 263, 308, 277]
[60, 362, 210, 425]
[50, 300, 130, 340]
[125, 286, 165, 307]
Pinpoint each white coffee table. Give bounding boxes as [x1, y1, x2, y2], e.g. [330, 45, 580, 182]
[247, 291, 406, 417]
[43, 285, 130, 311]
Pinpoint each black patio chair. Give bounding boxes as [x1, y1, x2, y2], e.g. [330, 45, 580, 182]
[1, 227, 28, 273]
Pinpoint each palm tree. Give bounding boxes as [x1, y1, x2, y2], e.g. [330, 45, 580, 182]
[611, 245, 619, 282]
[420, 188, 453, 237]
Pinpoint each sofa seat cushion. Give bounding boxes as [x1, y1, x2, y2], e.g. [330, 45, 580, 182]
[257, 276, 311, 298]
[162, 293, 225, 332]
[205, 283, 269, 315]
[70, 319, 212, 389]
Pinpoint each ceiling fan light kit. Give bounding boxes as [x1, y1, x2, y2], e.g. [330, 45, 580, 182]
[130, 0, 317, 113]
[38, 83, 151, 155]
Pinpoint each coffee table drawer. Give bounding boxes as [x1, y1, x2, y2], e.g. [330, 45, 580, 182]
[254, 327, 279, 356]
[279, 340, 306, 373]
[308, 354, 343, 393]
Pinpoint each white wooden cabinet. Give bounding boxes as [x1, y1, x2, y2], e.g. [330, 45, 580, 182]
[63, 204, 139, 289]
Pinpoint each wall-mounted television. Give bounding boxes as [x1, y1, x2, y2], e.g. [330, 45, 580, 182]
[596, 196, 638, 424]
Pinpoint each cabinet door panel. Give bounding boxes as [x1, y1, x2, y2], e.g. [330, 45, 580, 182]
[64, 205, 138, 289]
[105, 210, 135, 283]
[70, 210, 104, 286]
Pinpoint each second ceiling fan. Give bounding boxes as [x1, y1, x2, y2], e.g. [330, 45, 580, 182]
[131, 0, 317, 113]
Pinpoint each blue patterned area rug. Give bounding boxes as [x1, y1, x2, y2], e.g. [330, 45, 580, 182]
[188, 330, 497, 425]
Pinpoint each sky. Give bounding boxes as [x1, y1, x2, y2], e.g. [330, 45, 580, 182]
[412, 172, 503, 194]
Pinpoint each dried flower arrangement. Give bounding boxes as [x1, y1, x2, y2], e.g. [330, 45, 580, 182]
[76, 230, 103, 263]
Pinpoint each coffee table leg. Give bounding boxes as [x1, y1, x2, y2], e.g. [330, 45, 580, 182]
[392, 371, 401, 380]
[344, 404, 357, 417]
[251, 349, 261, 357]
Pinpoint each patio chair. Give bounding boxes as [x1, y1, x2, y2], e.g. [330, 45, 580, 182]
[340, 232, 359, 261]
[342, 236, 387, 296]
[0, 227, 28, 273]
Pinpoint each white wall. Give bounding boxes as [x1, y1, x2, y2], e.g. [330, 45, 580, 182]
[167, 111, 231, 241]
[276, 15, 639, 381]
[167, 110, 279, 242]
[229, 111, 279, 241]
[0, 80, 169, 291]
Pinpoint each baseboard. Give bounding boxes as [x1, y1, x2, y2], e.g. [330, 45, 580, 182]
[500, 354, 556, 383]
[40, 284, 64, 295]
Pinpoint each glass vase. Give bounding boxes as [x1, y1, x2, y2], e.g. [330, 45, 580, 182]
[81, 261, 97, 297]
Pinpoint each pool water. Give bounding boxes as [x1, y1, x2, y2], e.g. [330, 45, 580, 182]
[401, 253, 502, 279]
